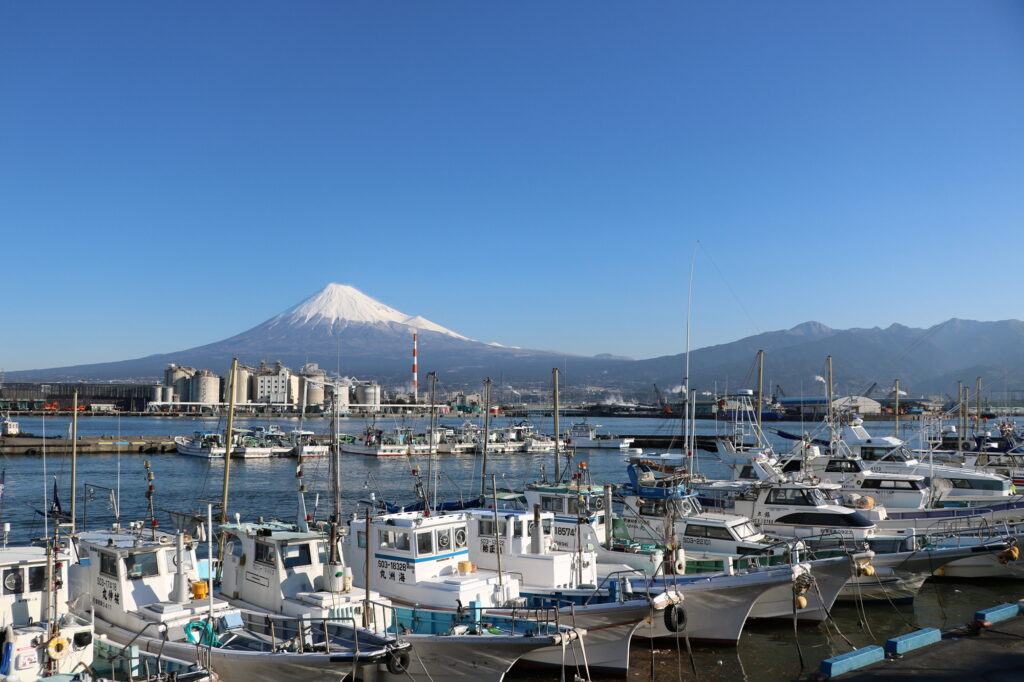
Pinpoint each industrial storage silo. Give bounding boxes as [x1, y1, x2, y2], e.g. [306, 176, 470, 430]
[162, 386, 175, 403]
[355, 383, 381, 411]
[150, 385, 163, 405]
[330, 383, 351, 413]
[191, 370, 221, 405]
[233, 365, 252, 403]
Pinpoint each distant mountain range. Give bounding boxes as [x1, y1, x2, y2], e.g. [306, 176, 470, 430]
[7, 284, 1024, 398]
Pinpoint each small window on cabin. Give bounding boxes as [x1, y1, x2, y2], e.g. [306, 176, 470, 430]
[540, 496, 563, 513]
[282, 544, 312, 569]
[781, 460, 802, 473]
[706, 526, 733, 540]
[100, 553, 119, 578]
[170, 548, 194, 571]
[394, 532, 411, 551]
[436, 528, 452, 551]
[255, 542, 277, 566]
[357, 531, 367, 549]
[542, 519, 552, 535]
[739, 466, 755, 479]
[378, 530, 393, 549]
[28, 566, 47, 592]
[478, 519, 493, 537]
[512, 520, 523, 538]
[453, 527, 468, 548]
[2, 568, 24, 595]
[124, 552, 160, 579]
[684, 524, 708, 537]
[416, 531, 433, 555]
[226, 537, 244, 558]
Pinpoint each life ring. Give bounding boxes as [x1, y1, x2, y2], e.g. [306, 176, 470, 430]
[662, 603, 685, 633]
[454, 529, 467, 546]
[387, 650, 411, 675]
[593, 496, 604, 510]
[47, 635, 69, 660]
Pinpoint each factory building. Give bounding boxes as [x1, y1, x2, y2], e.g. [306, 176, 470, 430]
[254, 361, 292, 404]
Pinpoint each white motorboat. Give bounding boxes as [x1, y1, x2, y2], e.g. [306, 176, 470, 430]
[565, 421, 634, 449]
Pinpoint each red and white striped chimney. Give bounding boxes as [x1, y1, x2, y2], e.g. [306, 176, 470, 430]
[412, 332, 418, 403]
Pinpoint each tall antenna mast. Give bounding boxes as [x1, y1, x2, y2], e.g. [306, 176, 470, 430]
[682, 243, 697, 439]
[552, 368, 561, 483]
[412, 333, 419, 404]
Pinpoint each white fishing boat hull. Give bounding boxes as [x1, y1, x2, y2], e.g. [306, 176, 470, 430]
[340, 442, 411, 457]
[488, 598, 652, 675]
[231, 446, 293, 459]
[98, 620, 368, 682]
[364, 631, 573, 682]
[750, 558, 851, 623]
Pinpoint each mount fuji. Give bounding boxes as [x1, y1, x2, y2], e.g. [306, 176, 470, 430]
[9, 284, 625, 384]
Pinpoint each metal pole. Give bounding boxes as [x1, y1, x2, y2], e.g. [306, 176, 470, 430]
[218, 358, 238, 568]
[976, 376, 983, 428]
[70, 391, 78, 534]
[553, 368, 561, 483]
[428, 372, 437, 513]
[956, 380, 964, 452]
[480, 378, 492, 499]
[603, 484, 613, 549]
[826, 356, 835, 451]
[363, 506, 371, 628]
[755, 349, 764, 432]
[330, 401, 341, 522]
[894, 379, 900, 439]
[491, 474, 503, 593]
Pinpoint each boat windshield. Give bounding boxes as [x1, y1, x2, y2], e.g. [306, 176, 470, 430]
[730, 521, 759, 540]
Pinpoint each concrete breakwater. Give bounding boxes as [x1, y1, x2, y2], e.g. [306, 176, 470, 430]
[0, 435, 177, 456]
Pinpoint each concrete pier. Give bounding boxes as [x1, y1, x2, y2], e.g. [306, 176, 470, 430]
[0, 435, 177, 456]
[825, 609, 1024, 680]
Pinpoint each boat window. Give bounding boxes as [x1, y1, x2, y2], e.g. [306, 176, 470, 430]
[730, 522, 759, 540]
[255, 542, 277, 566]
[28, 565, 48, 592]
[860, 479, 919, 490]
[738, 466, 755, 479]
[478, 519, 506, 537]
[639, 499, 667, 516]
[357, 531, 367, 549]
[805, 489, 828, 506]
[780, 460, 802, 473]
[825, 460, 861, 473]
[775, 511, 874, 528]
[511, 521, 524, 538]
[282, 544, 312, 569]
[453, 527, 468, 548]
[416, 531, 434, 555]
[226, 537, 244, 559]
[540, 496, 563, 513]
[2, 568, 24, 595]
[436, 528, 452, 551]
[766, 488, 813, 506]
[170, 548, 194, 571]
[100, 552, 119, 578]
[378, 530, 411, 551]
[124, 552, 161, 579]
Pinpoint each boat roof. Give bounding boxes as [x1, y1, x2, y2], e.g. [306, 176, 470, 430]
[0, 545, 64, 566]
[77, 528, 177, 552]
[367, 511, 469, 529]
[220, 521, 325, 543]
[526, 482, 605, 495]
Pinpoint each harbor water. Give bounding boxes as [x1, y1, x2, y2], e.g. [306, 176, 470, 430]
[2, 414, 1020, 681]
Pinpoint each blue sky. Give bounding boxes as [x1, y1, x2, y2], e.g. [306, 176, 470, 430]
[2, 2, 1023, 371]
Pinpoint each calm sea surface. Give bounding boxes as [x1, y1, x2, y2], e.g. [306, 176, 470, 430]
[3, 414, 1019, 680]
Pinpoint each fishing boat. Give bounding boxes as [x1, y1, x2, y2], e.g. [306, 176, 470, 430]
[69, 525, 404, 682]
[340, 427, 430, 457]
[342, 510, 591, 679]
[565, 421, 635, 450]
[174, 431, 226, 458]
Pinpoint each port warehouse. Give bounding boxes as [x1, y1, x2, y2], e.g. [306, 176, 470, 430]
[0, 382, 153, 412]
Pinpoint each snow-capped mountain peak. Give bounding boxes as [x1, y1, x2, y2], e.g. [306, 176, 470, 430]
[272, 283, 467, 339]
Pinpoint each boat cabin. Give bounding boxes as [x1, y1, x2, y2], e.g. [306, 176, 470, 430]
[0, 546, 94, 681]
[343, 511, 520, 609]
[464, 508, 597, 590]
